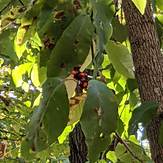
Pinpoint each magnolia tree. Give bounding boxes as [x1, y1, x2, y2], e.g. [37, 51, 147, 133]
[0, 0, 163, 162]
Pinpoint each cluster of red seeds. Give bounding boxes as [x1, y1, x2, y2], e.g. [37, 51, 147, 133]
[71, 66, 88, 90]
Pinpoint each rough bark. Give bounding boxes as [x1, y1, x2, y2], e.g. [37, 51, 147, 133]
[122, 0, 163, 162]
[69, 123, 87, 163]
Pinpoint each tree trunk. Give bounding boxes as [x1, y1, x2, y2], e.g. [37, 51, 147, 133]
[122, 0, 163, 162]
[69, 123, 88, 163]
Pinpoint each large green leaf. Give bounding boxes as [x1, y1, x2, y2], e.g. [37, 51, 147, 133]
[106, 40, 134, 79]
[27, 78, 69, 151]
[132, 0, 147, 15]
[80, 80, 118, 162]
[47, 14, 94, 77]
[91, 0, 114, 51]
[128, 101, 158, 135]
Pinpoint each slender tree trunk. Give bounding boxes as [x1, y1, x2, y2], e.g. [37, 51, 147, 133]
[69, 123, 88, 163]
[122, 0, 163, 162]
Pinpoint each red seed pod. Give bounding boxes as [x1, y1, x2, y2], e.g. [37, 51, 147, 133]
[79, 72, 87, 78]
[83, 82, 88, 88]
[71, 70, 77, 75]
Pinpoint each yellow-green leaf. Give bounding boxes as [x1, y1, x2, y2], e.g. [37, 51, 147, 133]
[132, 0, 147, 15]
[31, 64, 40, 87]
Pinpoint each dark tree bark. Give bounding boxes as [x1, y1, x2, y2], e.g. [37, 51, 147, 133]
[122, 0, 163, 162]
[69, 123, 88, 163]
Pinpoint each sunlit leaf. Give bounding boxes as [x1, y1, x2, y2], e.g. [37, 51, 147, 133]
[31, 64, 40, 87]
[132, 0, 147, 15]
[106, 40, 134, 79]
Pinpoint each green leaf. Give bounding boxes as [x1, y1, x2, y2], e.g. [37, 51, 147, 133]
[12, 63, 33, 87]
[0, 29, 17, 62]
[91, 0, 114, 51]
[47, 14, 94, 77]
[128, 101, 158, 135]
[127, 79, 138, 92]
[115, 141, 150, 162]
[106, 40, 134, 79]
[156, 0, 163, 10]
[31, 64, 40, 87]
[106, 151, 117, 163]
[81, 80, 118, 162]
[27, 78, 69, 151]
[43, 78, 69, 143]
[132, 0, 147, 15]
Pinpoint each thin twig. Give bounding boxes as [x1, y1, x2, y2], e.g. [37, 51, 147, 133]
[115, 132, 143, 163]
[18, 0, 24, 6]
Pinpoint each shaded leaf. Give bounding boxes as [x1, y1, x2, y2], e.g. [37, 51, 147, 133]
[128, 101, 158, 135]
[27, 78, 69, 151]
[81, 80, 118, 162]
[47, 14, 94, 77]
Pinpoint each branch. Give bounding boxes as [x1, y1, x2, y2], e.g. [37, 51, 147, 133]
[115, 132, 143, 163]
[18, 0, 24, 6]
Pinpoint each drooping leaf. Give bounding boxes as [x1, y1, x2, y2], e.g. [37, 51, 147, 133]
[43, 78, 69, 143]
[91, 0, 114, 51]
[47, 14, 94, 77]
[128, 101, 158, 135]
[132, 0, 147, 15]
[81, 80, 118, 162]
[111, 17, 128, 43]
[106, 40, 134, 79]
[27, 78, 69, 151]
